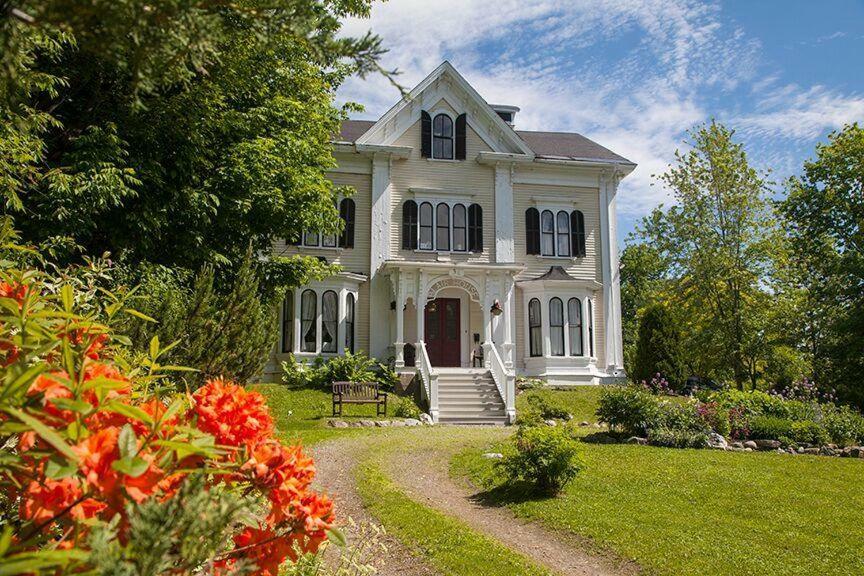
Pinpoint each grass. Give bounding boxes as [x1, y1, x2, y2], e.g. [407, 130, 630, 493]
[251, 383, 420, 446]
[516, 385, 605, 423]
[353, 430, 553, 576]
[452, 426, 864, 576]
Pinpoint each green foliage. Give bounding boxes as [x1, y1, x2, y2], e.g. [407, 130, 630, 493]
[647, 426, 709, 449]
[280, 352, 398, 391]
[633, 303, 686, 390]
[763, 345, 810, 390]
[515, 377, 544, 391]
[620, 243, 669, 376]
[88, 474, 250, 576]
[790, 421, 830, 446]
[780, 124, 864, 409]
[392, 397, 422, 420]
[822, 405, 864, 446]
[597, 385, 661, 436]
[635, 121, 776, 389]
[749, 415, 795, 441]
[497, 425, 584, 494]
[119, 251, 278, 385]
[2, 0, 389, 275]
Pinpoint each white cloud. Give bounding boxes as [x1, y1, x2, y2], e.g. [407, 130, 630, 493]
[336, 0, 858, 230]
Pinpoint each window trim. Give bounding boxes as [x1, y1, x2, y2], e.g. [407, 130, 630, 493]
[419, 201, 434, 250]
[300, 289, 317, 353]
[435, 202, 451, 251]
[452, 203, 467, 252]
[411, 199, 479, 254]
[549, 297, 565, 357]
[321, 290, 338, 353]
[526, 206, 587, 258]
[568, 297, 583, 356]
[540, 210, 555, 256]
[431, 113, 455, 160]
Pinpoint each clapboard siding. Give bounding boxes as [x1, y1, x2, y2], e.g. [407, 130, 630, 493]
[389, 106, 496, 263]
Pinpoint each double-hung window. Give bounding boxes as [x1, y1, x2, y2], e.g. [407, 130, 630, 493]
[404, 200, 483, 252]
[526, 208, 587, 258]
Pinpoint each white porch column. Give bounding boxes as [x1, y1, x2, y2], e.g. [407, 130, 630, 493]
[494, 163, 515, 263]
[394, 276, 405, 368]
[599, 171, 624, 373]
[369, 154, 392, 359]
[482, 276, 493, 345]
[417, 270, 427, 344]
[502, 275, 515, 368]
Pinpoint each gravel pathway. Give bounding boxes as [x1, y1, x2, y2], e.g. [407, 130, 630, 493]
[310, 439, 439, 576]
[385, 446, 641, 576]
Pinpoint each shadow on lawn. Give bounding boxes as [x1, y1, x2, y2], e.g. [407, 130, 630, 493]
[469, 481, 559, 507]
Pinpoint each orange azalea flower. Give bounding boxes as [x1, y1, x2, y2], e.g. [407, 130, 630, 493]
[231, 526, 295, 576]
[73, 427, 120, 496]
[27, 372, 74, 422]
[0, 340, 19, 367]
[0, 281, 27, 306]
[192, 379, 274, 448]
[21, 477, 106, 524]
[123, 452, 165, 503]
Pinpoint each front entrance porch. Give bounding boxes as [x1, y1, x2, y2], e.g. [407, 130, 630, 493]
[383, 261, 520, 423]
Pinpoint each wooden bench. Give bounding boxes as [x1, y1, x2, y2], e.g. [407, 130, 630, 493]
[332, 381, 387, 417]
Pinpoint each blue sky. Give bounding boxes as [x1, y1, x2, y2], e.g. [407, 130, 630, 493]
[339, 0, 864, 242]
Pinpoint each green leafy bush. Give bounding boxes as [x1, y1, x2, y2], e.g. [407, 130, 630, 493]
[647, 427, 709, 448]
[790, 421, 830, 446]
[280, 352, 399, 391]
[497, 425, 584, 494]
[749, 415, 795, 440]
[516, 377, 545, 391]
[392, 397, 422, 419]
[597, 385, 661, 436]
[633, 303, 687, 390]
[823, 406, 864, 446]
[523, 391, 571, 421]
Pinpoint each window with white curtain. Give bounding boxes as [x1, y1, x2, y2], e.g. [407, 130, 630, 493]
[452, 203, 467, 251]
[540, 210, 555, 256]
[419, 202, 434, 250]
[436, 202, 450, 251]
[301, 290, 317, 352]
[556, 211, 571, 257]
[549, 297, 565, 356]
[568, 297, 583, 356]
[529, 298, 542, 357]
[321, 290, 338, 353]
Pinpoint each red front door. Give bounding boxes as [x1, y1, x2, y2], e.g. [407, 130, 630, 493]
[425, 298, 461, 367]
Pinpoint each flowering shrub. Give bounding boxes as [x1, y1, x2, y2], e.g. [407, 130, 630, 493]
[498, 424, 583, 494]
[639, 373, 671, 395]
[0, 266, 334, 575]
[771, 377, 836, 404]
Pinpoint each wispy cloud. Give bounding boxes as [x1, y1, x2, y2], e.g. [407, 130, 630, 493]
[337, 0, 860, 231]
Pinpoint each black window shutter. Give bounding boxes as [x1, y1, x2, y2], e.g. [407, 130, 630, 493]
[455, 113, 467, 160]
[571, 210, 586, 257]
[526, 208, 540, 255]
[468, 203, 483, 252]
[421, 111, 431, 158]
[338, 199, 355, 248]
[402, 200, 418, 250]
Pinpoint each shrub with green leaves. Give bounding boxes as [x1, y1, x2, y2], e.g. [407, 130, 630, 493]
[522, 391, 571, 421]
[823, 406, 864, 446]
[647, 426, 709, 449]
[597, 385, 661, 436]
[497, 425, 584, 494]
[790, 421, 830, 446]
[749, 415, 795, 441]
[392, 397, 422, 420]
[280, 352, 399, 391]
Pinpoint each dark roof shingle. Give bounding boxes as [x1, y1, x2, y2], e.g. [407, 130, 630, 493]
[336, 119, 631, 164]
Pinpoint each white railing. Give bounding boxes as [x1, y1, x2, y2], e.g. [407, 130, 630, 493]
[416, 341, 439, 423]
[483, 342, 516, 424]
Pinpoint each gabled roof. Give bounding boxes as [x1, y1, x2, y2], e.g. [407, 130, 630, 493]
[336, 121, 632, 165]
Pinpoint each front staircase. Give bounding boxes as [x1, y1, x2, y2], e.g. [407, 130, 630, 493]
[436, 368, 507, 425]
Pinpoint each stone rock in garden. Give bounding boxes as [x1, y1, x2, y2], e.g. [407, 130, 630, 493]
[374, 420, 390, 427]
[707, 432, 728, 450]
[359, 419, 376, 427]
[390, 420, 406, 427]
[419, 413, 434, 425]
[819, 446, 836, 456]
[482, 452, 504, 459]
[404, 418, 421, 427]
[350, 422, 364, 428]
[743, 440, 758, 450]
[327, 420, 349, 428]
[743, 447, 753, 452]
[626, 436, 648, 445]
[732, 441, 744, 449]
[726, 446, 746, 452]
[849, 447, 864, 458]
[545, 419, 558, 427]
[579, 421, 590, 427]
[593, 423, 604, 428]
[803, 447, 820, 455]
[754, 439, 781, 450]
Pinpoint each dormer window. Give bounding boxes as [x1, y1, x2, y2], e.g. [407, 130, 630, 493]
[432, 114, 454, 159]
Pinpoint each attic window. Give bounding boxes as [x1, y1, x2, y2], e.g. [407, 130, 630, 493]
[432, 114, 454, 159]
[496, 110, 513, 123]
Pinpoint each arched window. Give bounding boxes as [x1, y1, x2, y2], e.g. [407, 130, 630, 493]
[540, 210, 555, 256]
[432, 114, 454, 159]
[402, 200, 418, 250]
[321, 290, 338, 353]
[281, 290, 294, 352]
[468, 203, 483, 252]
[568, 297, 583, 356]
[571, 210, 586, 257]
[345, 293, 355, 353]
[549, 297, 565, 356]
[301, 290, 317, 352]
[338, 198, 355, 248]
[557, 211, 571, 257]
[436, 202, 450, 251]
[587, 298, 595, 357]
[419, 202, 433, 250]
[525, 207, 540, 255]
[528, 298, 542, 357]
[452, 204, 467, 252]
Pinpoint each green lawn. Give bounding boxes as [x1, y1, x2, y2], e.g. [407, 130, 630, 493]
[516, 385, 605, 423]
[251, 383, 420, 446]
[452, 434, 864, 576]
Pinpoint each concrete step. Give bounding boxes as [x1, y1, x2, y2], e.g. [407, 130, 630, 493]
[438, 418, 507, 426]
